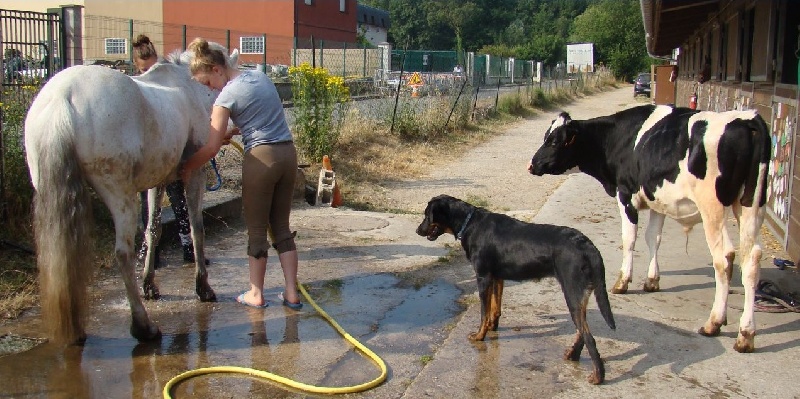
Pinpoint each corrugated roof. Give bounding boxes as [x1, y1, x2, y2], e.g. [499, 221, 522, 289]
[640, 0, 719, 57]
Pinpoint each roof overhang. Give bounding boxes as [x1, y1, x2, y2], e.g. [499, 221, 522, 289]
[640, 0, 720, 58]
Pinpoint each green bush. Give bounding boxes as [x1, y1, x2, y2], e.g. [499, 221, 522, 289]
[288, 63, 350, 163]
[1, 86, 39, 222]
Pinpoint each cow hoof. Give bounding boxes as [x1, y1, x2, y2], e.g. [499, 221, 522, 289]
[697, 323, 722, 337]
[611, 278, 629, 294]
[733, 330, 755, 353]
[643, 277, 660, 292]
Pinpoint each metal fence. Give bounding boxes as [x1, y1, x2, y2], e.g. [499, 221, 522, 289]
[1, 9, 62, 88]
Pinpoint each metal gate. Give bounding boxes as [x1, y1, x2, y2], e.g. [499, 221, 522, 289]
[1, 9, 63, 87]
[0, 8, 63, 220]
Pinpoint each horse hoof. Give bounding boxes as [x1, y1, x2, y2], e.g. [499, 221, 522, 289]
[643, 278, 660, 292]
[197, 289, 217, 302]
[733, 330, 755, 353]
[131, 324, 161, 342]
[142, 285, 160, 301]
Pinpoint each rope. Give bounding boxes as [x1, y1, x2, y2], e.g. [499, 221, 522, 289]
[205, 158, 222, 191]
[162, 282, 388, 397]
[755, 293, 800, 313]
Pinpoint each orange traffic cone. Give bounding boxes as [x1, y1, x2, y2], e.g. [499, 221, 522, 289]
[331, 183, 343, 208]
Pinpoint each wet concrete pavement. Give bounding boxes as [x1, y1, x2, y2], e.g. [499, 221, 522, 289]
[3, 87, 800, 398]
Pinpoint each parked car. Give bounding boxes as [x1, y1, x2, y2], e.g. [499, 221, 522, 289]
[634, 72, 651, 97]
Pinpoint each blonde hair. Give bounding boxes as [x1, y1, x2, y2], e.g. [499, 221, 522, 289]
[132, 34, 157, 61]
[187, 37, 229, 74]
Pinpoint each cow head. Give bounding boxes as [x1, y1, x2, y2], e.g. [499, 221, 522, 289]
[529, 112, 581, 176]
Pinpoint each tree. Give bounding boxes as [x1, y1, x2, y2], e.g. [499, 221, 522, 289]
[569, 0, 649, 80]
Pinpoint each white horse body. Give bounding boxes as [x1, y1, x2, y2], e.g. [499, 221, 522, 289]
[25, 57, 218, 344]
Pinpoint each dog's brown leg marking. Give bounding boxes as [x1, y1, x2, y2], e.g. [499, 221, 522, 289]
[469, 278, 492, 341]
[489, 279, 504, 331]
[563, 330, 583, 361]
[588, 371, 603, 385]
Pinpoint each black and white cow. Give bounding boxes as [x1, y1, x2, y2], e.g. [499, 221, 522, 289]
[528, 104, 770, 353]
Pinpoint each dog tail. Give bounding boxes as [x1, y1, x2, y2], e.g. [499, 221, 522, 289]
[591, 251, 616, 330]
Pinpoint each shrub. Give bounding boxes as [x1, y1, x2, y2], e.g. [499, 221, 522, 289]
[288, 63, 350, 163]
[1, 85, 39, 223]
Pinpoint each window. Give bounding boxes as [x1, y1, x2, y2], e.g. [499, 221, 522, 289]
[725, 14, 739, 81]
[105, 38, 126, 55]
[305, 0, 311, 4]
[240, 36, 264, 55]
[776, 0, 799, 84]
[340, 0, 346, 12]
[749, 1, 774, 82]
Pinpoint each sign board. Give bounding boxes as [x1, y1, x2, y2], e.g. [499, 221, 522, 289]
[566, 43, 594, 73]
[407, 71, 423, 86]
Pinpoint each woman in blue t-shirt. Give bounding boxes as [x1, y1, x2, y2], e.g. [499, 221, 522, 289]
[181, 38, 302, 310]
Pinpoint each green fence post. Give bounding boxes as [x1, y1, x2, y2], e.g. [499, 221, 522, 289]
[320, 40, 324, 69]
[226, 30, 230, 52]
[363, 43, 367, 78]
[342, 41, 346, 79]
[128, 19, 134, 64]
[262, 33, 267, 66]
[293, 37, 297, 67]
[182, 25, 187, 50]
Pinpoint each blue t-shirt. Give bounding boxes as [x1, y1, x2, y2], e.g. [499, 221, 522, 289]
[214, 70, 292, 152]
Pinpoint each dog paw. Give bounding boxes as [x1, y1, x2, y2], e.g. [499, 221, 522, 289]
[588, 371, 603, 385]
[563, 348, 581, 361]
[468, 332, 486, 341]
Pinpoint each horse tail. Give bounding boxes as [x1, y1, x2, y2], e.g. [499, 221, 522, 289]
[29, 98, 94, 345]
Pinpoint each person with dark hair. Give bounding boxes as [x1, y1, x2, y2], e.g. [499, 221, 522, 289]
[133, 34, 207, 267]
[181, 37, 302, 310]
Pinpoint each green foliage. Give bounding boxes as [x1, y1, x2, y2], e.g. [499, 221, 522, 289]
[570, 0, 649, 80]
[496, 92, 524, 115]
[288, 63, 351, 163]
[1, 86, 39, 221]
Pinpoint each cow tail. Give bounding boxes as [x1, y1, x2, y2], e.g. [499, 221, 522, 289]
[590, 247, 616, 330]
[28, 98, 94, 345]
[744, 113, 771, 208]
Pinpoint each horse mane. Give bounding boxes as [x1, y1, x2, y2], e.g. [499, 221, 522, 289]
[165, 41, 239, 69]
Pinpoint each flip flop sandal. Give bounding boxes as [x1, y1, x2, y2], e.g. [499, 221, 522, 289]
[279, 292, 303, 310]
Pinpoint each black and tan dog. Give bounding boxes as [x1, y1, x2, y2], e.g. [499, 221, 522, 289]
[416, 194, 616, 384]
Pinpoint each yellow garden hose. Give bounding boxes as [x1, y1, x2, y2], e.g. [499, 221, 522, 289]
[163, 283, 388, 398]
[164, 141, 386, 397]
[228, 139, 245, 154]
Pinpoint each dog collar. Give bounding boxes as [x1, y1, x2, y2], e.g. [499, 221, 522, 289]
[456, 209, 474, 240]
